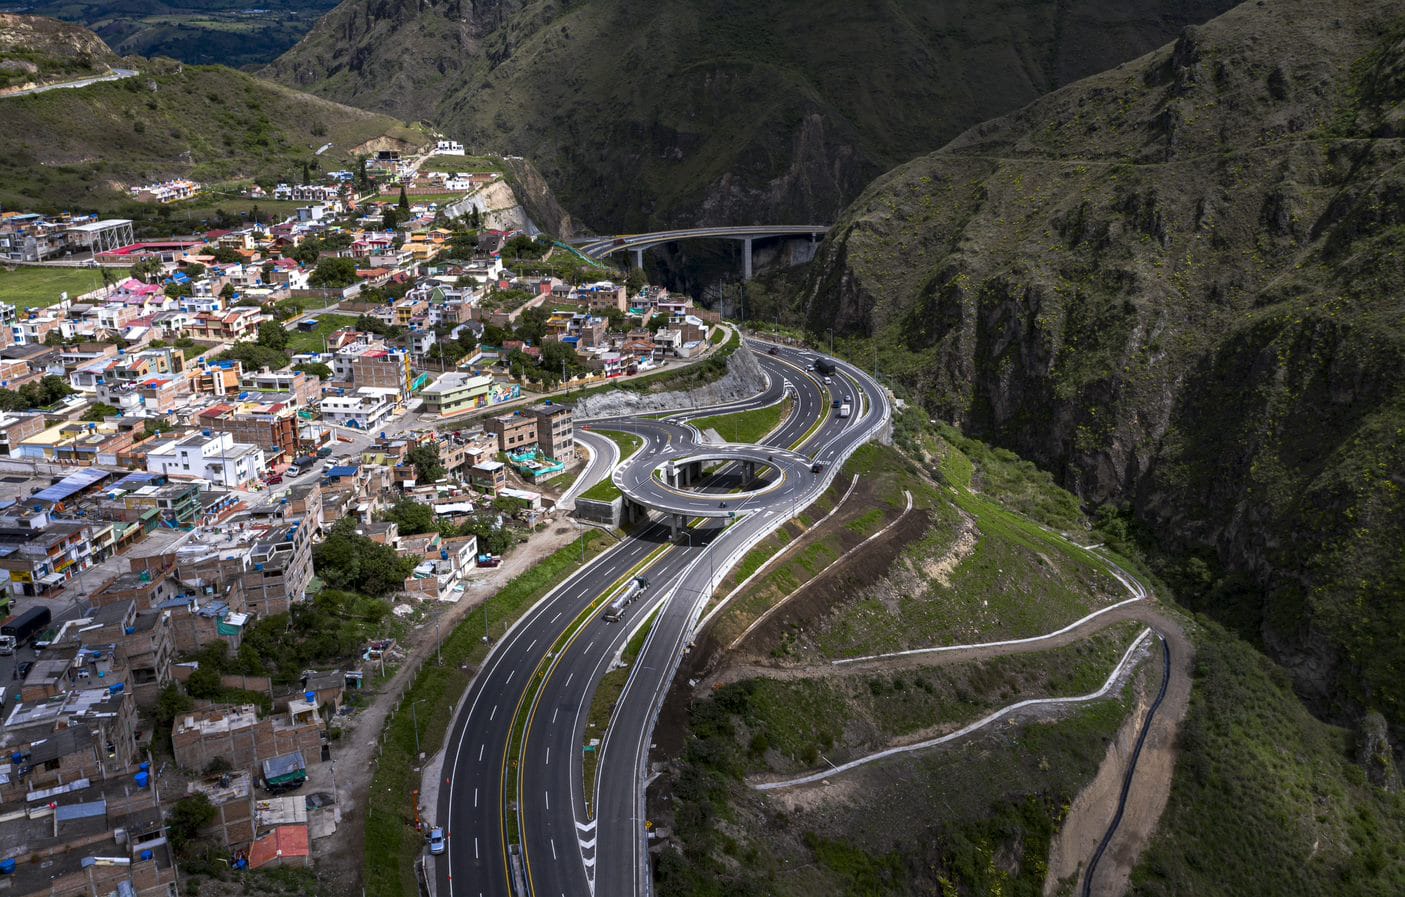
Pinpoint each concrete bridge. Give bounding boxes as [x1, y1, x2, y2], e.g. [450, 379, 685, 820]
[573, 224, 830, 280]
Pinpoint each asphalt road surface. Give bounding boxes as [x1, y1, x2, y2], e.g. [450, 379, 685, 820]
[435, 342, 890, 897]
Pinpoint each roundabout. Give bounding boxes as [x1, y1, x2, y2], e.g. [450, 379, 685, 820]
[613, 442, 818, 519]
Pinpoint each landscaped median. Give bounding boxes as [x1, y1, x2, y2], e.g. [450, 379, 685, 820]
[692, 396, 792, 444]
[361, 530, 615, 897]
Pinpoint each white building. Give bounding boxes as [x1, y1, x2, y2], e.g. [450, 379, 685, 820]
[319, 388, 398, 431]
[146, 431, 266, 488]
[434, 140, 466, 156]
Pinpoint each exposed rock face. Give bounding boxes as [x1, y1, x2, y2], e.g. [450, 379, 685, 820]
[802, 0, 1405, 732]
[1357, 712, 1402, 793]
[0, 12, 114, 62]
[573, 344, 768, 419]
[268, 0, 1236, 232]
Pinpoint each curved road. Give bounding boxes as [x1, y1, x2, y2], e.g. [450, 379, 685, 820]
[435, 342, 888, 897]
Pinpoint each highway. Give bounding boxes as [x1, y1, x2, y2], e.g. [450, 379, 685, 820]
[435, 341, 889, 897]
[574, 226, 830, 260]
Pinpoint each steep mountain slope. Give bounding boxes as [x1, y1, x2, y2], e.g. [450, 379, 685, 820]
[799, 0, 1405, 732]
[268, 0, 1236, 231]
[0, 11, 114, 89]
[0, 31, 424, 212]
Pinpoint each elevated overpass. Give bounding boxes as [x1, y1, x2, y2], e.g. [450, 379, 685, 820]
[574, 224, 830, 280]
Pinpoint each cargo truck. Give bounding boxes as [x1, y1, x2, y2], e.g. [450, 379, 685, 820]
[0, 606, 52, 654]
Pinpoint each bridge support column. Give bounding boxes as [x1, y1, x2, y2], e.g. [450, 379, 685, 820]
[743, 460, 755, 482]
[689, 461, 702, 485]
[631, 248, 644, 270]
[671, 514, 685, 540]
[742, 237, 753, 281]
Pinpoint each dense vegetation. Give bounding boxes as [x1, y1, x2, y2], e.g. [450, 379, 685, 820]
[268, 0, 1234, 232]
[795, 0, 1405, 741]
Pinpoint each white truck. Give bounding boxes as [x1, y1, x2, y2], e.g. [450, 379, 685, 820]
[838, 402, 852, 419]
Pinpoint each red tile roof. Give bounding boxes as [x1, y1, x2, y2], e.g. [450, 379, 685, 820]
[248, 825, 310, 869]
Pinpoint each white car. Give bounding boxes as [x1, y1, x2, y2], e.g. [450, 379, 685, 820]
[428, 827, 446, 855]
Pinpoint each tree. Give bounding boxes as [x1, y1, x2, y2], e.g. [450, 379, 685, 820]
[309, 257, 358, 289]
[82, 403, 119, 422]
[182, 262, 206, 279]
[312, 518, 417, 597]
[257, 321, 289, 351]
[298, 362, 333, 379]
[357, 156, 369, 191]
[647, 313, 671, 331]
[385, 498, 436, 535]
[186, 664, 221, 699]
[154, 683, 192, 728]
[219, 282, 236, 299]
[469, 206, 481, 229]
[626, 268, 648, 293]
[406, 443, 445, 483]
[382, 207, 400, 231]
[216, 343, 289, 372]
[164, 281, 192, 299]
[301, 161, 311, 185]
[167, 795, 216, 855]
[211, 245, 243, 264]
[398, 185, 410, 211]
[43, 330, 65, 347]
[130, 256, 163, 281]
[447, 229, 478, 257]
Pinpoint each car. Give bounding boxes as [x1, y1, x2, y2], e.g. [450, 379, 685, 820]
[811, 462, 825, 473]
[428, 827, 446, 855]
[15, 661, 33, 680]
[831, 399, 841, 408]
[719, 501, 728, 508]
[266, 474, 283, 485]
[767, 346, 778, 355]
[287, 465, 302, 477]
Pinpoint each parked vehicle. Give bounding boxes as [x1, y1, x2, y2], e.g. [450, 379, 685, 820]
[15, 660, 33, 680]
[1, 606, 51, 652]
[316, 447, 334, 458]
[266, 474, 283, 485]
[428, 827, 446, 855]
[476, 554, 501, 568]
[287, 465, 302, 477]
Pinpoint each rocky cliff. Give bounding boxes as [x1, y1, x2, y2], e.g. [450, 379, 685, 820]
[0, 12, 114, 90]
[268, 0, 1236, 232]
[801, 0, 1405, 730]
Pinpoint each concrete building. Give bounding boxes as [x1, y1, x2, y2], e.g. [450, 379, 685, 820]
[419, 371, 493, 416]
[320, 388, 397, 430]
[146, 431, 266, 488]
[171, 702, 323, 775]
[198, 400, 299, 465]
[485, 410, 537, 452]
[527, 402, 575, 462]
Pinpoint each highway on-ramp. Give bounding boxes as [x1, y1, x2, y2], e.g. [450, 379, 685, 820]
[435, 342, 889, 897]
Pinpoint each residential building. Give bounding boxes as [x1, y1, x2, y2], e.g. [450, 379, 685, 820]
[419, 371, 493, 416]
[146, 431, 266, 488]
[171, 702, 323, 774]
[0, 410, 46, 454]
[527, 402, 574, 462]
[199, 400, 299, 464]
[320, 388, 397, 430]
[129, 178, 201, 203]
[486, 410, 537, 453]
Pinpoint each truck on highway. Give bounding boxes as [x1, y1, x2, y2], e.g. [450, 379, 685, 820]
[838, 402, 852, 419]
[602, 576, 650, 623]
[814, 357, 838, 376]
[0, 606, 52, 654]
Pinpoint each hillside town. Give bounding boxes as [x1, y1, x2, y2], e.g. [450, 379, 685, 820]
[0, 144, 723, 897]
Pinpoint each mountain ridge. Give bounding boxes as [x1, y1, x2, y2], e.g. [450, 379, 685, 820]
[798, 0, 1405, 732]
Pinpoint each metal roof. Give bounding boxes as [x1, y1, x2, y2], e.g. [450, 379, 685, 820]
[33, 468, 113, 504]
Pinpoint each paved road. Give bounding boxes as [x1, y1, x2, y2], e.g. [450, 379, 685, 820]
[574, 226, 830, 259]
[434, 342, 889, 897]
[1, 67, 138, 98]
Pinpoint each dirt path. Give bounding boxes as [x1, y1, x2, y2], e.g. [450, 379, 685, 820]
[317, 520, 581, 895]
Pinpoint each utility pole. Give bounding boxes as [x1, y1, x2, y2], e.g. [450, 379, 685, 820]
[411, 699, 423, 759]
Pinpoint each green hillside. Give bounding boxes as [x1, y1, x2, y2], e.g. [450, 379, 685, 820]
[267, 0, 1236, 232]
[0, 51, 425, 216]
[795, 0, 1405, 736]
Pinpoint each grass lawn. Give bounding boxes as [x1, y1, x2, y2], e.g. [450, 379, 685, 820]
[285, 314, 357, 354]
[579, 430, 644, 502]
[0, 266, 124, 309]
[382, 192, 467, 206]
[693, 397, 792, 444]
[418, 154, 505, 174]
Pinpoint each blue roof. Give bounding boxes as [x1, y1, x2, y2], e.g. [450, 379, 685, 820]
[34, 469, 113, 504]
[326, 465, 358, 478]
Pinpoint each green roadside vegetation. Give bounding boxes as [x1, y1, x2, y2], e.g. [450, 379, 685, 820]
[1130, 622, 1405, 897]
[0, 266, 123, 309]
[582, 609, 658, 816]
[730, 622, 1140, 775]
[579, 430, 644, 502]
[657, 664, 1136, 897]
[363, 530, 615, 897]
[692, 397, 792, 444]
[419, 154, 506, 174]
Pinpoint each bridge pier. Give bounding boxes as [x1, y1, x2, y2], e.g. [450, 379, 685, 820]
[670, 514, 684, 540]
[630, 248, 644, 270]
[742, 237, 753, 281]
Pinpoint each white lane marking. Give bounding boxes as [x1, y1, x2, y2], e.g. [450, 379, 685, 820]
[527, 638, 537, 651]
[552, 838, 558, 860]
[478, 744, 484, 762]
[565, 672, 574, 687]
[575, 819, 596, 833]
[546, 747, 551, 765]
[551, 612, 562, 623]
[544, 790, 550, 810]
[489, 705, 497, 721]
[552, 707, 559, 723]
[474, 837, 479, 859]
[506, 670, 515, 684]
[474, 787, 479, 807]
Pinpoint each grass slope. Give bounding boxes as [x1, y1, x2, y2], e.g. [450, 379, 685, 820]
[0, 55, 424, 214]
